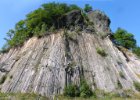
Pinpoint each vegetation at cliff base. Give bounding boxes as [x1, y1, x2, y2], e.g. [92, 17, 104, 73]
[64, 79, 93, 98]
[0, 92, 48, 100]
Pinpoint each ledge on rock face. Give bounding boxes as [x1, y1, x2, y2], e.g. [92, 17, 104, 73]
[88, 10, 111, 38]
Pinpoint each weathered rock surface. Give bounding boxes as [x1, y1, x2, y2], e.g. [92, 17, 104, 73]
[0, 10, 140, 97]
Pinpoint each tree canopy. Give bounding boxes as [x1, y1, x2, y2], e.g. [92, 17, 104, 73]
[84, 4, 92, 13]
[113, 28, 136, 49]
[113, 28, 140, 57]
[0, 2, 83, 52]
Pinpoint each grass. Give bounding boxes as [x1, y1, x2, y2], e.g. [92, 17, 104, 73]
[0, 92, 49, 100]
[0, 91, 140, 100]
[55, 95, 139, 100]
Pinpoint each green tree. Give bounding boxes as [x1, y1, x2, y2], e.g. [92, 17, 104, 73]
[113, 28, 136, 49]
[4, 29, 15, 41]
[2, 2, 82, 49]
[69, 4, 81, 11]
[84, 4, 92, 13]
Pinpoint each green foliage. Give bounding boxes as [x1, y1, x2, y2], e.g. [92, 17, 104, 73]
[64, 84, 80, 97]
[0, 92, 48, 100]
[113, 28, 136, 49]
[96, 47, 107, 57]
[134, 81, 140, 92]
[3, 2, 81, 50]
[117, 80, 122, 89]
[119, 72, 125, 79]
[64, 80, 93, 98]
[0, 75, 7, 84]
[80, 79, 93, 98]
[84, 4, 92, 13]
[133, 46, 140, 58]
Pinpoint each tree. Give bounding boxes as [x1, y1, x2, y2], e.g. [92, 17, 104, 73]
[113, 28, 136, 49]
[84, 4, 92, 13]
[2, 2, 82, 49]
[69, 4, 81, 11]
[4, 29, 15, 41]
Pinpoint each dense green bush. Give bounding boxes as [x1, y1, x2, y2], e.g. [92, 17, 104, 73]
[80, 80, 93, 98]
[134, 81, 140, 91]
[64, 84, 80, 97]
[96, 47, 107, 57]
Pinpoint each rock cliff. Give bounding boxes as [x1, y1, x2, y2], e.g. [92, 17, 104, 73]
[0, 10, 140, 98]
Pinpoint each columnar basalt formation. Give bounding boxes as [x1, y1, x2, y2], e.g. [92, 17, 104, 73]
[0, 10, 140, 97]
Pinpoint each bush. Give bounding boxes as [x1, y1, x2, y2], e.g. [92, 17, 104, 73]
[117, 80, 122, 89]
[64, 84, 80, 97]
[80, 80, 93, 98]
[0, 75, 7, 84]
[134, 81, 140, 91]
[119, 72, 125, 79]
[96, 47, 107, 57]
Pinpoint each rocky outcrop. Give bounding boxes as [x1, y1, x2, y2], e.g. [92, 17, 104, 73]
[0, 10, 140, 98]
[88, 10, 111, 37]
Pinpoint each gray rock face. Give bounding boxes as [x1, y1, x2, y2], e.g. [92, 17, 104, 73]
[88, 10, 111, 37]
[0, 10, 140, 97]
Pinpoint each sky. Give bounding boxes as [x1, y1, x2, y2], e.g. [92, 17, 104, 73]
[0, 0, 140, 48]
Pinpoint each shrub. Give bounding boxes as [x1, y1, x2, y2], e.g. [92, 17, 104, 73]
[119, 72, 125, 79]
[96, 47, 107, 57]
[64, 84, 80, 97]
[0, 75, 7, 84]
[117, 80, 122, 89]
[10, 75, 13, 79]
[134, 81, 140, 91]
[80, 80, 93, 98]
